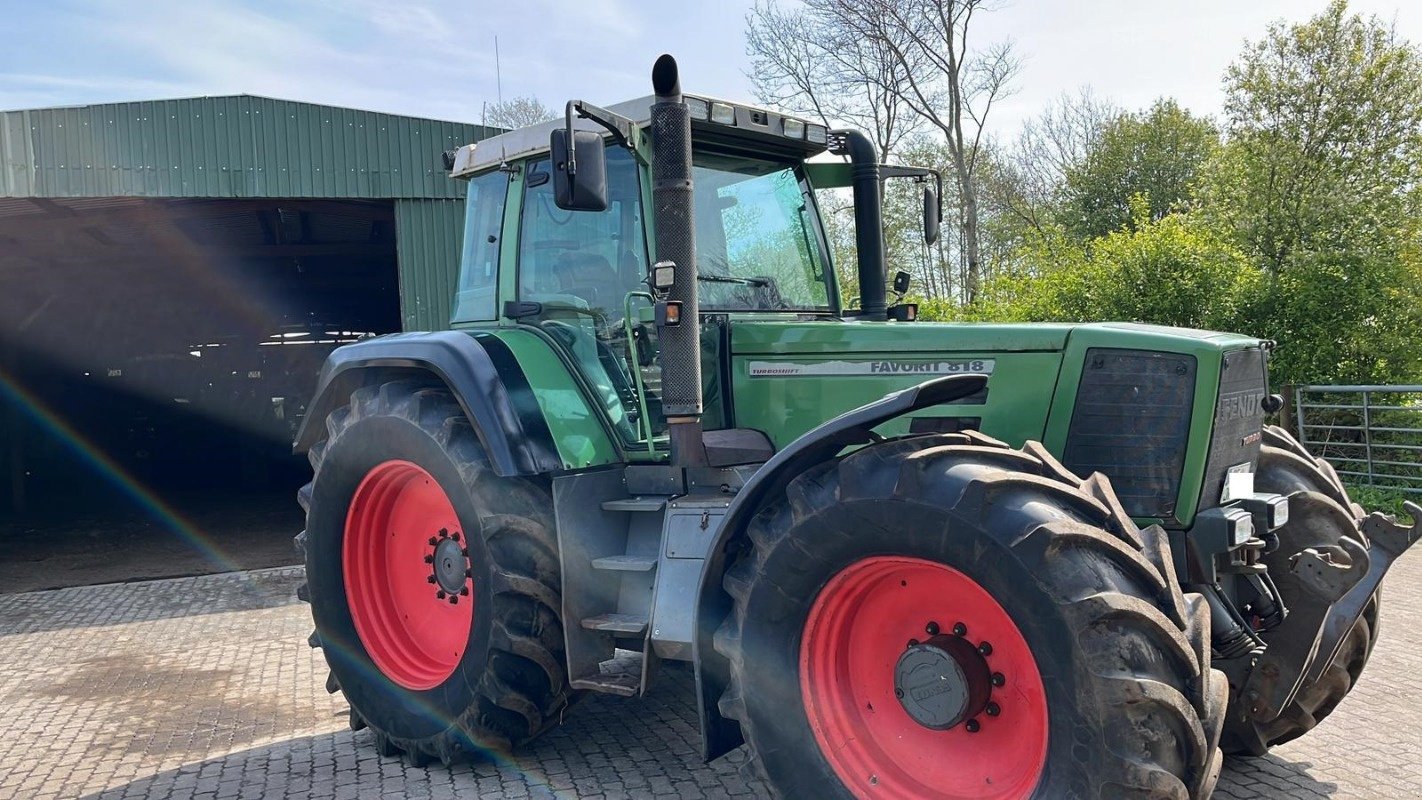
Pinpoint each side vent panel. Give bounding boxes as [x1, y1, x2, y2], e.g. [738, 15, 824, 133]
[1062, 348, 1197, 519]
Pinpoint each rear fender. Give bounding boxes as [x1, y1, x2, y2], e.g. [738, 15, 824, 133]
[692, 373, 989, 760]
[293, 330, 562, 477]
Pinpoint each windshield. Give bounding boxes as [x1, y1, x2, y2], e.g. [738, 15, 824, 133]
[692, 151, 834, 312]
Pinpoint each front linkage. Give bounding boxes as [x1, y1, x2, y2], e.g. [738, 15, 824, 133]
[1237, 502, 1418, 734]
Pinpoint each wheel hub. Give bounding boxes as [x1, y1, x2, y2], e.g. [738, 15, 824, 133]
[430, 530, 469, 595]
[894, 633, 991, 730]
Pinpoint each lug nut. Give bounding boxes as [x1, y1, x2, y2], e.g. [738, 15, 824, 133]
[925, 621, 940, 636]
[965, 719, 981, 733]
[907, 639, 920, 648]
[461, 548, 469, 557]
[423, 554, 434, 563]
[978, 641, 993, 656]
[448, 596, 459, 605]
[438, 528, 448, 538]
[436, 590, 446, 600]
[459, 587, 469, 596]
[992, 672, 1006, 687]
[426, 576, 437, 584]
[985, 702, 1001, 717]
[894, 687, 904, 699]
[428, 537, 438, 546]
[952, 622, 967, 637]
[451, 531, 461, 541]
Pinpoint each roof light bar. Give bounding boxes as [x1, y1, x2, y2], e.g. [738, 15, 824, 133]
[782, 118, 806, 139]
[710, 102, 737, 126]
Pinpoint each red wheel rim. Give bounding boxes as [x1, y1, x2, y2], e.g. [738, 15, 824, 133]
[800, 556, 1048, 799]
[343, 460, 473, 690]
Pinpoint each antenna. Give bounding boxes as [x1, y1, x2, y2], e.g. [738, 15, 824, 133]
[494, 36, 507, 166]
[494, 36, 505, 110]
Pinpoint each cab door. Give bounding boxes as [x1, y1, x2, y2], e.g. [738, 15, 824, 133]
[514, 144, 662, 448]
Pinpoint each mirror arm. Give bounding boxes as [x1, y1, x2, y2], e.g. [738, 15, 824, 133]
[567, 100, 640, 154]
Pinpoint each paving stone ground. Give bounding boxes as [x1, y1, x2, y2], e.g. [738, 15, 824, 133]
[1, 546, 1419, 799]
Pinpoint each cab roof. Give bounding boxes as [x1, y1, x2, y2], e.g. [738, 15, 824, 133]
[449, 94, 829, 178]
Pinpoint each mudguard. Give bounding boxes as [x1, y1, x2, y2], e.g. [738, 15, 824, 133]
[292, 330, 561, 477]
[692, 373, 990, 760]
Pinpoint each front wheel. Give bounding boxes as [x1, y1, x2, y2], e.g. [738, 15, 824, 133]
[715, 433, 1226, 799]
[296, 380, 573, 765]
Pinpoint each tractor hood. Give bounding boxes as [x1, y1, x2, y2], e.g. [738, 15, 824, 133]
[729, 320, 1256, 356]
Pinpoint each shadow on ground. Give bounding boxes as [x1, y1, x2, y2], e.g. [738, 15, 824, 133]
[73, 680, 1339, 800]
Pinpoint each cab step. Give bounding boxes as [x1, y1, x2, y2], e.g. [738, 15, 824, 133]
[592, 555, 658, 572]
[601, 497, 666, 513]
[570, 650, 645, 697]
[581, 612, 649, 636]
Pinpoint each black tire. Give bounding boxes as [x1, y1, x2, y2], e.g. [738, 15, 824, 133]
[294, 380, 573, 765]
[1220, 424, 1380, 755]
[715, 432, 1226, 799]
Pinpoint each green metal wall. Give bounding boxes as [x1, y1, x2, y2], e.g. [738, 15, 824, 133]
[2, 95, 498, 332]
[1, 96, 495, 199]
[396, 199, 466, 331]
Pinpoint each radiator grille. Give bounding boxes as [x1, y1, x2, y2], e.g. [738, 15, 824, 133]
[1198, 348, 1268, 510]
[1062, 348, 1197, 518]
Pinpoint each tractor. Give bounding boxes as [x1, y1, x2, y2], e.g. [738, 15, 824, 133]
[292, 55, 1418, 799]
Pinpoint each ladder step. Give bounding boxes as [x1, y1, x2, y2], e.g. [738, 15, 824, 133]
[570, 651, 643, 697]
[581, 613, 649, 635]
[602, 497, 666, 512]
[592, 555, 658, 572]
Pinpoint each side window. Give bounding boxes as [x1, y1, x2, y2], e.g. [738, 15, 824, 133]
[517, 145, 652, 444]
[519, 146, 646, 319]
[452, 170, 508, 322]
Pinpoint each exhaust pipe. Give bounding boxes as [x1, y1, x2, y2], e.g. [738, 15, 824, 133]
[837, 130, 887, 321]
[649, 54, 707, 466]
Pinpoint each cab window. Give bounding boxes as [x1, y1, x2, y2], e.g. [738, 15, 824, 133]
[517, 145, 652, 444]
[451, 169, 508, 323]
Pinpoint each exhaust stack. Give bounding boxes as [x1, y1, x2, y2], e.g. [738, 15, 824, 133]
[837, 130, 887, 320]
[649, 54, 707, 466]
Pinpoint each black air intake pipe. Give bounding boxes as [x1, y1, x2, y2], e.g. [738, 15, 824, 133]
[837, 130, 887, 320]
[649, 54, 707, 466]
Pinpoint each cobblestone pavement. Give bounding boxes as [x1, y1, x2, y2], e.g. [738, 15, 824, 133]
[2, 547, 1419, 800]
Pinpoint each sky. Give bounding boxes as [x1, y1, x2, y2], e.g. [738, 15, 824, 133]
[2, 0, 1420, 140]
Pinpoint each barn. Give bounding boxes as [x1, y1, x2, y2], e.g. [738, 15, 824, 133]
[0, 95, 493, 587]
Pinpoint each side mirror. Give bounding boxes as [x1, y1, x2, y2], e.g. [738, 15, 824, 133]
[551, 127, 608, 212]
[893, 270, 911, 295]
[923, 184, 940, 245]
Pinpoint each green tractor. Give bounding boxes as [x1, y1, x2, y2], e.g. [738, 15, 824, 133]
[293, 56, 1417, 799]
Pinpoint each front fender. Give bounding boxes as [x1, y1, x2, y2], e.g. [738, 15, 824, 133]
[293, 330, 562, 477]
[691, 373, 989, 760]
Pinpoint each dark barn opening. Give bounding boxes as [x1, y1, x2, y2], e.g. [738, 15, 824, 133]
[0, 96, 491, 592]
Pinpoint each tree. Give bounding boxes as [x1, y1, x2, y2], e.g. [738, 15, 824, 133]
[746, 0, 1018, 304]
[746, 1, 923, 161]
[1207, 0, 1422, 383]
[957, 204, 1261, 334]
[820, 0, 1020, 304]
[1214, 0, 1422, 271]
[1002, 88, 1122, 235]
[484, 96, 556, 130]
[1059, 99, 1219, 240]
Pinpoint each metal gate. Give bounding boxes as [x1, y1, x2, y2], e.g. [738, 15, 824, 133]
[1294, 385, 1422, 495]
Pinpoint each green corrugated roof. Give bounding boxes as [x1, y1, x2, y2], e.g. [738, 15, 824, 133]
[0, 95, 497, 199]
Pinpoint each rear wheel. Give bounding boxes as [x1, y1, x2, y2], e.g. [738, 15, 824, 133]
[716, 433, 1226, 799]
[295, 380, 572, 764]
[1220, 425, 1381, 755]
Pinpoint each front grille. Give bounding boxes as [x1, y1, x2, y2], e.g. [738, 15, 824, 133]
[1062, 348, 1197, 518]
[1198, 348, 1268, 511]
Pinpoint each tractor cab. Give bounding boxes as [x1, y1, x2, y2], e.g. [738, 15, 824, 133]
[447, 91, 933, 455]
